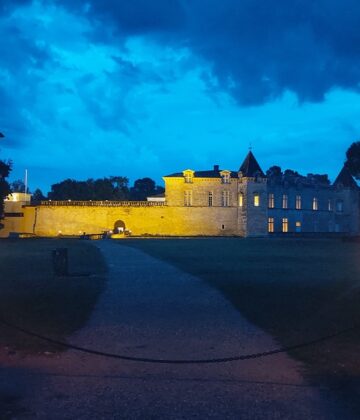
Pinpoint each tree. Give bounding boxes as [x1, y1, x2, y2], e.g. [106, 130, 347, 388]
[266, 165, 282, 178]
[345, 141, 360, 179]
[10, 179, 26, 192]
[93, 178, 118, 200]
[0, 160, 11, 229]
[31, 188, 46, 203]
[266, 166, 282, 184]
[310, 174, 330, 185]
[129, 177, 164, 200]
[109, 176, 129, 200]
[283, 169, 299, 177]
[130, 178, 156, 200]
[49, 179, 94, 200]
[48, 176, 130, 200]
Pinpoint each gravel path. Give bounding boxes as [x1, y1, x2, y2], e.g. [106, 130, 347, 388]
[0, 241, 354, 419]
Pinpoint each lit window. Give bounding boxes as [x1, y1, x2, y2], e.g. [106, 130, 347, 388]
[312, 197, 319, 211]
[184, 173, 193, 183]
[296, 221, 301, 232]
[282, 218, 288, 233]
[268, 217, 274, 233]
[183, 170, 194, 184]
[254, 194, 260, 207]
[184, 191, 192, 206]
[238, 193, 244, 207]
[222, 173, 230, 184]
[268, 193, 274, 208]
[296, 195, 301, 210]
[336, 200, 343, 213]
[282, 194, 288, 209]
[328, 199, 332, 211]
[222, 191, 230, 207]
[208, 192, 213, 207]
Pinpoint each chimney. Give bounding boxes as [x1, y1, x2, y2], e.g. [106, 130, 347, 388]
[214, 165, 219, 171]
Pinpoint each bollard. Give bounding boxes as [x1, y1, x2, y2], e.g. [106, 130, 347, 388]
[52, 248, 68, 276]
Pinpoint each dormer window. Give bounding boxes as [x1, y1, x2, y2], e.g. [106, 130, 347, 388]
[223, 173, 230, 184]
[183, 169, 194, 184]
[220, 170, 231, 184]
[185, 173, 192, 183]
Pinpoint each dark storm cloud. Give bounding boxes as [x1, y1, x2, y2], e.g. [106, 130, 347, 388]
[0, 15, 54, 146]
[0, 1, 178, 152]
[186, 0, 360, 104]
[0, 87, 31, 146]
[58, 0, 186, 35]
[0, 20, 50, 71]
[57, 0, 360, 105]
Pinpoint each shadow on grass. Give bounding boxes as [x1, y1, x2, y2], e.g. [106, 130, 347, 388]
[0, 238, 107, 353]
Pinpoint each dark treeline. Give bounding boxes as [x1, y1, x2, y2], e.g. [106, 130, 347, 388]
[48, 176, 129, 201]
[266, 166, 330, 186]
[0, 160, 11, 228]
[266, 140, 360, 185]
[346, 141, 360, 179]
[0, 132, 11, 228]
[33, 176, 165, 202]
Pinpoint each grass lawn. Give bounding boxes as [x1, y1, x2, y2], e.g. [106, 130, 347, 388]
[0, 238, 107, 353]
[121, 237, 360, 413]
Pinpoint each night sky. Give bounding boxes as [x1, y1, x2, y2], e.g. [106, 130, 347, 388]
[1, 0, 360, 193]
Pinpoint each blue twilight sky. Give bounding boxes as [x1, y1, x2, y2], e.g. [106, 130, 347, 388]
[1, 0, 360, 193]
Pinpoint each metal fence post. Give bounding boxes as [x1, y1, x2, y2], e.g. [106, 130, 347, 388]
[52, 248, 68, 276]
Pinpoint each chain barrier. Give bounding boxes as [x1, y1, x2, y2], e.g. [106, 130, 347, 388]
[0, 317, 358, 365]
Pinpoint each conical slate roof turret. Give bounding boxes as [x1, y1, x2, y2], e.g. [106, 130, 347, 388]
[239, 151, 265, 177]
[334, 165, 358, 189]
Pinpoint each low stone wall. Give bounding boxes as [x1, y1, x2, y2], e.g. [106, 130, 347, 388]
[30, 204, 241, 237]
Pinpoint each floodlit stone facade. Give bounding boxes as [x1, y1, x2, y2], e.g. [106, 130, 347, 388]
[1, 151, 359, 238]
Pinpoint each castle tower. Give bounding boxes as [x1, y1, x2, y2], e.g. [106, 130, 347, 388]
[237, 151, 268, 236]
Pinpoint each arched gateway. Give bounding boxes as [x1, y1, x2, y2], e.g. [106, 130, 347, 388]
[113, 220, 126, 233]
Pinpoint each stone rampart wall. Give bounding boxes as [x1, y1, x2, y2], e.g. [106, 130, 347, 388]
[30, 204, 240, 237]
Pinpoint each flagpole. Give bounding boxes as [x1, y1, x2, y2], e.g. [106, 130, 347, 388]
[25, 169, 28, 195]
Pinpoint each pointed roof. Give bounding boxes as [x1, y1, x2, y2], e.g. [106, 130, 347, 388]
[239, 151, 265, 177]
[334, 165, 358, 189]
